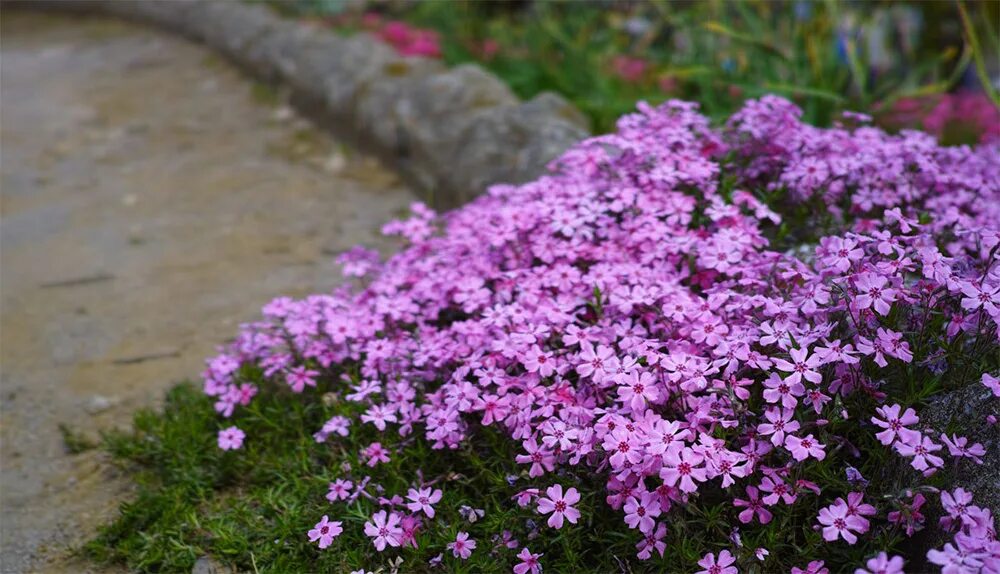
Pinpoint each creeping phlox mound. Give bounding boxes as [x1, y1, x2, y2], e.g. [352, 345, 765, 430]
[204, 96, 1000, 573]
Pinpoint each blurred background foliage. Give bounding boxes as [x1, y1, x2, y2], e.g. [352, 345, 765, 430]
[270, 0, 999, 142]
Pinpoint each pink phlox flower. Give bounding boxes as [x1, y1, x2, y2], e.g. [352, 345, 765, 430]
[772, 346, 824, 385]
[405, 487, 443, 518]
[758, 407, 801, 447]
[447, 531, 476, 559]
[363, 510, 403, 551]
[695, 550, 738, 574]
[853, 552, 905, 574]
[513, 548, 543, 574]
[762, 372, 805, 409]
[734, 485, 773, 524]
[941, 433, 986, 464]
[785, 433, 826, 461]
[217, 426, 245, 451]
[871, 404, 921, 446]
[307, 515, 343, 549]
[326, 479, 353, 502]
[623, 490, 662, 534]
[536, 484, 581, 529]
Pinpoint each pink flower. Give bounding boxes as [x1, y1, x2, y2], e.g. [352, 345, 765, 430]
[360, 404, 397, 431]
[522, 345, 556, 377]
[792, 561, 829, 574]
[854, 273, 896, 316]
[307, 515, 343, 549]
[660, 447, 707, 493]
[785, 433, 826, 461]
[982, 372, 1000, 397]
[326, 479, 353, 502]
[363, 442, 390, 467]
[734, 486, 773, 524]
[817, 498, 867, 544]
[217, 426, 245, 451]
[516, 438, 556, 477]
[759, 476, 797, 506]
[405, 487, 443, 518]
[617, 370, 659, 411]
[871, 404, 920, 446]
[363, 510, 403, 551]
[623, 491, 662, 534]
[757, 407, 800, 447]
[286, 366, 319, 392]
[447, 531, 476, 560]
[695, 550, 738, 574]
[513, 547, 543, 574]
[893, 434, 943, 472]
[762, 372, 805, 409]
[853, 552, 905, 574]
[635, 522, 667, 560]
[537, 484, 581, 529]
[772, 347, 823, 385]
[940, 433, 986, 464]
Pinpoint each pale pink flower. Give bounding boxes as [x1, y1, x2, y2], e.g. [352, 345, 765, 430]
[785, 433, 826, 461]
[447, 531, 476, 559]
[853, 552, 905, 574]
[871, 404, 920, 446]
[405, 487, 443, 518]
[536, 484, 581, 529]
[363, 510, 403, 551]
[695, 550, 737, 574]
[307, 515, 343, 549]
[513, 548, 543, 574]
[623, 491, 662, 534]
[217, 426, 245, 451]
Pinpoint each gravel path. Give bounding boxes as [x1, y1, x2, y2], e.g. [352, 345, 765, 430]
[0, 12, 414, 573]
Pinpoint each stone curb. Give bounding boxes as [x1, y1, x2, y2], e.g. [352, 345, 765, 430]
[5, 0, 591, 208]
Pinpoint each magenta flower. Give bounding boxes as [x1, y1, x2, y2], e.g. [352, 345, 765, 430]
[536, 484, 581, 529]
[217, 426, 245, 451]
[982, 372, 1000, 397]
[522, 344, 556, 377]
[871, 404, 920, 446]
[360, 404, 397, 431]
[734, 486, 773, 525]
[516, 438, 556, 477]
[854, 273, 896, 316]
[635, 522, 667, 560]
[307, 515, 343, 549]
[513, 547, 543, 574]
[695, 550, 737, 574]
[405, 487, 443, 518]
[940, 433, 986, 464]
[853, 552, 905, 574]
[363, 510, 402, 551]
[785, 434, 826, 461]
[893, 434, 943, 472]
[362, 442, 390, 467]
[660, 447, 707, 493]
[762, 372, 805, 409]
[447, 531, 476, 559]
[757, 407, 800, 447]
[792, 561, 829, 574]
[326, 479, 353, 502]
[617, 370, 659, 412]
[623, 491, 662, 534]
[772, 347, 824, 385]
[285, 366, 319, 393]
[817, 498, 867, 544]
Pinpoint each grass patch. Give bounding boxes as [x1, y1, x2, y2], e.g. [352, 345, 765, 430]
[86, 382, 716, 573]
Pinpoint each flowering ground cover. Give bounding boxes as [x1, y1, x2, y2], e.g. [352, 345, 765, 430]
[88, 96, 999, 573]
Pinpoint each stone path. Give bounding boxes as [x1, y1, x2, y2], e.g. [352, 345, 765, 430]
[0, 12, 415, 573]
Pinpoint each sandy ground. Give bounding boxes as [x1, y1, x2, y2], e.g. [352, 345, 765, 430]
[0, 12, 415, 573]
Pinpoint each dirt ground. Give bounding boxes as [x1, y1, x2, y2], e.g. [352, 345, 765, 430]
[0, 12, 415, 573]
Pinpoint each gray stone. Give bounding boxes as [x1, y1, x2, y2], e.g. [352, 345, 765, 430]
[191, 556, 232, 574]
[919, 382, 1000, 518]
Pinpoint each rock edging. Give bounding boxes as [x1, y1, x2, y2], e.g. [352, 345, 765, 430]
[6, 0, 591, 208]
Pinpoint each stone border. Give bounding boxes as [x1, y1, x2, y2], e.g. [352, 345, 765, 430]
[5, 0, 591, 208]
